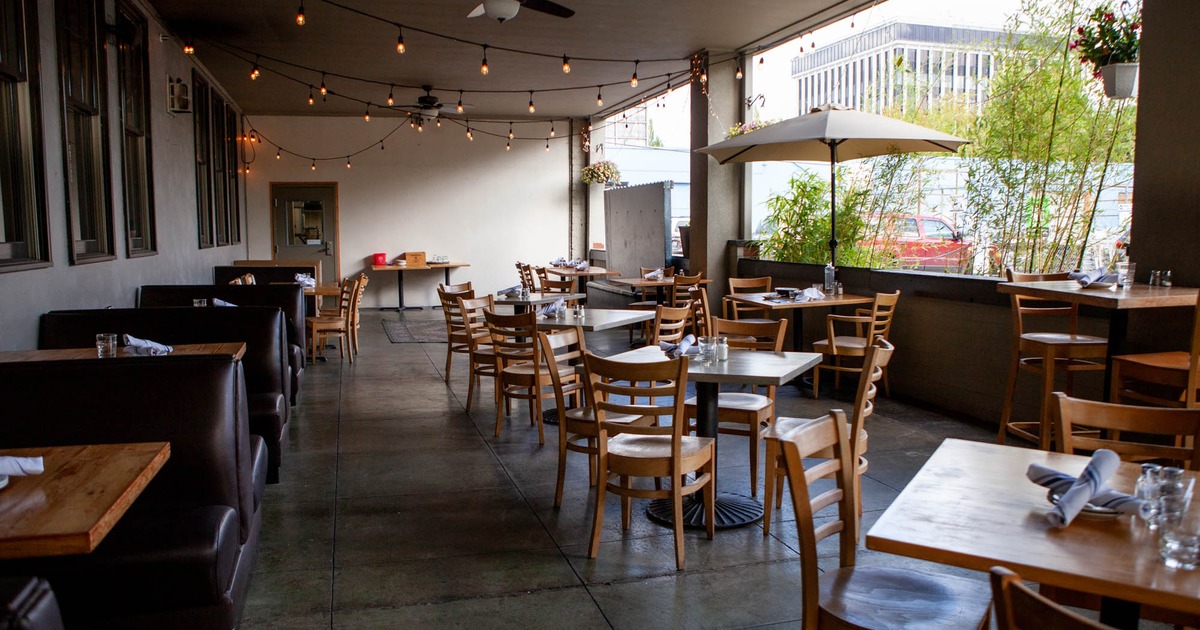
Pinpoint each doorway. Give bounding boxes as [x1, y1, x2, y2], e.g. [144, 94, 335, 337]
[271, 183, 339, 285]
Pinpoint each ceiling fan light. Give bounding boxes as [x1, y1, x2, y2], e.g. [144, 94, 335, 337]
[483, 0, 520, 22]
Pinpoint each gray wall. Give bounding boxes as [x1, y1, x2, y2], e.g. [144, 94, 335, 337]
[603, 182, 671, 274]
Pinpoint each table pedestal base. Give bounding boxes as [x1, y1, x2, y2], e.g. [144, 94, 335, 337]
[646, 492, 763, 530]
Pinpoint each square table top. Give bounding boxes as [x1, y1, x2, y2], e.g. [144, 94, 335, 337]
[544, 265, 621, 278]
[608, 345, 821, 386]
[535, 308, 655, 332]
[495, 292, 587, 306]
[371, 262, 470, 272]
[610, 277, 714, 289]
[866, 438, 1200, 616]
[997, 280, 1199, 310]
[0, 343, 247, 363]
[725, 291, 875, 311]
[0, 442, 171, 559]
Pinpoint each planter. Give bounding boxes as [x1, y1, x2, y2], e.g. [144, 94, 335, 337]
[1100, 62, 1138, 99]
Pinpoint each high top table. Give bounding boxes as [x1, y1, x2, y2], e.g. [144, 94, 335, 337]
[372, 261, 470, 311]
[724, 291, 875, 351]
[543, 266, 621, 302]
[606, 345, 821, 528]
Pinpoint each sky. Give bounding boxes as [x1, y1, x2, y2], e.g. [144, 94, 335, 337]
[643, 0, 1026, 148]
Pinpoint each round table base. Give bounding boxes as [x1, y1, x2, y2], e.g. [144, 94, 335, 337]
[646, 493, 763, 530]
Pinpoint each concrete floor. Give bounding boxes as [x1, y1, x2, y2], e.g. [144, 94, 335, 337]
[238, 308, 1146, 629]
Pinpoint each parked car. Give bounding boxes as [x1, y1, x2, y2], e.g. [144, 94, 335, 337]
[862, 214, 974, 273]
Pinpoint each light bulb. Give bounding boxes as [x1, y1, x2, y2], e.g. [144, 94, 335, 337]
[596, 86, 603, 107]
[480, 45, 489, 76]
[250, 63, 260, 80]
[275, 149, 281, 159]
[700, 71, 707, 83]
[545, 139, 549, 151]
[307, 89, 314, 105]
[550, 124, 555, 137]
[562, 55, 570, 74]
[735, 61, 743, 80]
[457, 91, 464, 113]
[467, 126, 473, 141]
[506, 141, 511, 151]
[631, 60, 639, 87]
[364, 106, 370, 122]
[183, 43, 194, 55]
[528, 91, 535, 114]
[435, 117, 441, 128]
[387, 88, 394, 107]
[396, 28, 405, 54]
[319, 75, 327, 96]
[508, 123, 514, 140]
[346, 158, 351, 169]
[296, 1, 305, 25]
[244, 163, 250, 173]
[417, 120, 423, 132]
[760, 56, 765, 64]
[311, 160, 316, 171]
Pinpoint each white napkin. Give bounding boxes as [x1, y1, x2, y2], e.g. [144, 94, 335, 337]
[294, 273, 317, 288]
[643, 268, 664, 280]
[497, 285, 521, 296]
[1040, 449, 1120, 528]
[537, 298, 565, 317]
[213, 298, 237, 307]
[800, 287, 825, 300]
[1027, 462, 1146, 518]
[574, 261, 589, 271]
[0, 456, 43, 476]
[659, 334, 698, 358]
[123, 334, 174, 356]
[1069, 268, 1117, 287]
[551, 257, 567, 267]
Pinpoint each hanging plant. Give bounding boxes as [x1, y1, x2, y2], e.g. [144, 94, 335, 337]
[1070, 3, 1141, 78]
[726, 118, 779, 139]
[580, 160, 621, 185]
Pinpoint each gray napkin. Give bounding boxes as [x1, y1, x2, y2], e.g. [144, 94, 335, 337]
[1069, 268, 1118, 287]
[659, 334, 697, 358]
[0, 456, 43, 476]
[213, 298, 237, 307]
[123, 334, 174, 356]
[1027, 462, 1146, 518]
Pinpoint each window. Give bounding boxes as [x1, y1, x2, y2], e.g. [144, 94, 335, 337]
[116, 2, 154, 255]
[922, 219, 956, 240]
[0, 0, 49, 270]
[192, 71, 241, 248]
[57, 0, 112, 263]
[899, 218, 920, 238]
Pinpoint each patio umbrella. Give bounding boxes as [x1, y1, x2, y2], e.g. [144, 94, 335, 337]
[698, 104, 969, 266]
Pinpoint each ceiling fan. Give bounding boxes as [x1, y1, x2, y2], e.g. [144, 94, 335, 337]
[395, 86, 465, 118]
[467, 0, 575, 23]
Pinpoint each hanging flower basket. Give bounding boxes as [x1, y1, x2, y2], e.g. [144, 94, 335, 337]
[1070, 4, 1141, 99]
[1100, 62, 1139, 99]
[580, 160, 621, 186]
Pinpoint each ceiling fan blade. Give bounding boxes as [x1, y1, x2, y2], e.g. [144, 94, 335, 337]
[467, 3, 486, 18]
[520, 0, 574, 18]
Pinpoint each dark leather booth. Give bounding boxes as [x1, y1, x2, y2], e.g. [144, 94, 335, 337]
[0, 354, 264, 628]
[38, 307, 290, 483]
[138, 284, 306, 405]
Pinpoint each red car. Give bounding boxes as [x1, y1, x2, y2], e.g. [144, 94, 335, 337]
[863, 215, 974, 273]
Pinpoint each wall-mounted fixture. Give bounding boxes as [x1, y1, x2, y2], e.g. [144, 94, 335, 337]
[168, 76, 191, 113]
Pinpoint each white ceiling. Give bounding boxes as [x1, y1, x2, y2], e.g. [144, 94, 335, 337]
[146, 0, 880, 122]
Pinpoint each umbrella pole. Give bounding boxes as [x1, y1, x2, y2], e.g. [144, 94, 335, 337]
[827, 140, 841, 267]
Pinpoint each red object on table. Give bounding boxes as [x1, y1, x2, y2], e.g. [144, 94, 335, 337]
[372, 253, 387, 266]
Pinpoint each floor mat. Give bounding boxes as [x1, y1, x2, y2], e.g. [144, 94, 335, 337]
[381, 319, 447, 343]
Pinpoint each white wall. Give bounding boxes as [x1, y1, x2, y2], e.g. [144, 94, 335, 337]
[0, 0, 248, 350]
[243, 116, 572, 309]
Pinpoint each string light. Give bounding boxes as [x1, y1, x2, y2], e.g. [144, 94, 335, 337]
[311, 159, 316, 171]
[596, 86, 603, 107]
[386, 86, 394, 107]
[480, 44, 489, 76]
[319, 74, 327, 96]
[545, 139, 550, 151]
[395, 27, 406, 54]
[759, 56, 765, 64]
[275, 149, 281, 159]
[183, 42, 194, 55]
[346, 158, 351, 169]
[630, 60, 639, 87]
[466, 121, 473, 141]
[528, 91, 535, 114]
[307, 87, 314, 105]
[550, 123, 555, 137]
[505, 140, 511, 151]
[561, 54, 571, 73]
[296, 1, 305, 25]
[457, 90, 464, 113]
[244, 163, 250, 173]
[735, 59, 743, 80]
[507, 123, 514, 139]
[249, 57, 261, 80]
[363, 104, 370, 121]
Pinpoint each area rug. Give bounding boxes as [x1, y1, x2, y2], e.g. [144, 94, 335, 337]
[382, 319, 448, 343]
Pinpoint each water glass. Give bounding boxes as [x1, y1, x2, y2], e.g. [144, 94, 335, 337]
[96, 333, 118, 358]
[1159, 497, 1200, 570]
[697, 336, 717, 364]
[1116, 261, 1136, 288]
[192, 298, 208, 307]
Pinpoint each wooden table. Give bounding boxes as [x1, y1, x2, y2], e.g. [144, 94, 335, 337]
[0, 342, 247, 363]
[608, 345, 821, 528]
[0, 442, 171, 559]
[269, 281, 341, 297]
[544, 266, 621, 302]
[997, 281, 1198, 394]
[866, 438, 1200, 628]
[372, 262, 470, 311]
[534, 308, 655, 332]
[610, 276, 712, 304]
[725, 291, 875, 351]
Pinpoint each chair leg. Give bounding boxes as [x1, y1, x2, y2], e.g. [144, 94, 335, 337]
[1110, 362, 1123, 404]
[997, 350, 1021, 444]
[704, 458, 715, 542]
[620, 476, 633, 530]
[494, 382, 506, 438]
[881, 365, 891, 397]
[1038, 349, 1056, 451]
[748, 427, 759, 498]
[444, 348, 453, 383]
[466, 366, 477, 410]
[811, 364, 821, 399]
[672, 482, 685, 571]
[344, 334, 352, 363]
[533, 386, 545, 446]
[762, 438, 779, 536]
[588, 453, 607, 559]
[554, 433, 567, 509]
[834, 356, 843, 391]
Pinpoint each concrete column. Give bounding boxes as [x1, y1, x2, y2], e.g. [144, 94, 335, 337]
[689, 51, 743, 307]
[568, 118, 589, 259]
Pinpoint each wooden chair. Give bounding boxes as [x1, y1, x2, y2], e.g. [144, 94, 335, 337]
[350, 273, 368, 355]
[439, 281, 473, 294]
[669, 272, 703, 310]
[305, 276, 360, 362]
[762, 337, 893, 535]
[650, 304, 691, 345]
[990, 567, 1111, 630]
[780, 411, 992, 630]
[723, 276, 774, 322]
[1111, 291, 1200, 408]
[539, 328, 657, 509]
[687, 286, 712, 338]
[540, 277, 579, 305]
[811, 290, 899, 399]
[628, 266, 674, 342]
[1053, 392, 1200, 470]
[997, 270, 1108, 450]
[581, 351, 715, 571]
[486, 309, 573, 445]
[437, 285, 476, 383]
[516, 262, 538, 292]
[683, 317, 787, 498]
[457, 295, 497, 411]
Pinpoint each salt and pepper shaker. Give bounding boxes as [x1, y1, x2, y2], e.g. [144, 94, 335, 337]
[835, 281, 844, 295]
[716, 337, 729, 362]
[1162, 270, 1173, 287]
[1135, 463, 1163, 528]
[1150, 270, 1161, 287]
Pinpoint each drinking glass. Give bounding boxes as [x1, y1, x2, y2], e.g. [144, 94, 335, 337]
[96, 333, 118, 358]
[192, 298, 208, 307]
[697, 336, 717, 364]
[1159, 497, 1200, 570]
[1117, 261, 1136, 288]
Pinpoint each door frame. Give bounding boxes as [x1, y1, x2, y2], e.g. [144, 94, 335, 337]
[269, 182, 341, 284]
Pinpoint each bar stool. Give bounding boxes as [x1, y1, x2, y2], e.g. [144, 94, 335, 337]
[997, 269, 1108, 450]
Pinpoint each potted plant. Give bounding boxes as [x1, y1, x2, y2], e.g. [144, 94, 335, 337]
[1070, 3, 1141, 98]
[580, 160, 621, 186]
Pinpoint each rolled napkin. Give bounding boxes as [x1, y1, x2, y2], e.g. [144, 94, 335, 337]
[551, 257, 568, 267]
[643, 268, 664, 280]
[0, 456, 44, 476]
[800, 287, 825, 300]
[497, 285, 521, 296]
[537, 298, 565, 317]
[213, 298, 237, 307]
[1069, 268, 1118, 287]
[1038, 449, 1120, 528]
[294, 273, 317, 288]
[574, 261, 589, 271]
[659, 334, 698, 359]
[1027, 462, 1146, 518]
[123, 334, 174, 356]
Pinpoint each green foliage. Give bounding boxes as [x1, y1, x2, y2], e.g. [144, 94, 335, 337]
[752, 170, 873, 266]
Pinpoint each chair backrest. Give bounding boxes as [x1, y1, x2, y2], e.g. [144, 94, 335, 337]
[351, 273, 368, 328]
[485, 309, 539, 364]
[865, 291, 901, 340]
[457, 295, 495, 352]
[541, 277, 578, 294]
[726, 276, 773, 319]
[534, 266, 549, 287]
[848, 337, 895, 466]
[439, 281, 472, 294]
[334, 277, 357, 320]
[651, 304, 692, 344]
[438, 286, 476, 334]
[1053, 392, 1200, 470]
[1006, 269, 1080, 336]
[688, 286, 712, 338]
[669, 273, 703, 309]
[516, 262, 537, 291]
[711, 317, 786, 352]
[581, 351, 688, 441]
[780, 410, 857, 624]
[538, 327, 587, 417]
[990, 566, 1110, 630]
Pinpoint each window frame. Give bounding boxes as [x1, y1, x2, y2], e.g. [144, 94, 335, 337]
[192, 71, 241, 248]
[115, 1, 154, 257]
